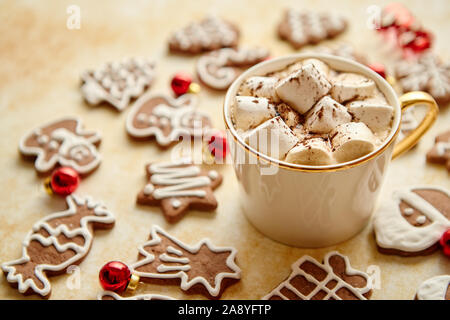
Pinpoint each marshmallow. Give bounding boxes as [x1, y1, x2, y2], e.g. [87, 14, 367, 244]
[285, 138, 334, 165]
[239, 76, 280, 102]
[347, 101, 394, 132]
[244, 116, 299, 160]
[275, 103, 302, 129]
[275, 63, 332, 114]
[330, 73, 376, 103]
[331, 122, 378, 163]
[233, 96, 276, 130]
[304, 96, 352, 134]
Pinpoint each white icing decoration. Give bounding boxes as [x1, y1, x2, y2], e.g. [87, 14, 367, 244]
[436, 142, 450, 156]
[263, 251, 372, 300]
[130, 225, 241, 297]
[143, 184, 154, 196]
[1, 195, 115, 297]
[157, 265, 191, 272]
[416, 275, 450, 300]
[37, 134, 49, 145]
[416, 215, 426, 225]
[159, 253, 189, 264]
[136, 113, 147, 123]
[374, 185, 450, 252]
[126, 93, 212, 146]
[19, 117, 102, 174]
[167, 246, 183, 256]
[403, 207, 414, 215]
[97, 291, 175, 300]
[171, 199, 182, 208]
[147, 160, 212, 200]
[208, 170, 219, 180]
[81, 57, 156, 111]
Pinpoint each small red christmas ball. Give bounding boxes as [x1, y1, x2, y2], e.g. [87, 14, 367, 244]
[368, 63, 387, 79]
[99, 261, 131, 293]
[439, 230, 450, 257]
[49, 167, 80, 196]
[403, 30, 432, 54]
[208, 131, 228, 161]
[171, 72, 192, 96]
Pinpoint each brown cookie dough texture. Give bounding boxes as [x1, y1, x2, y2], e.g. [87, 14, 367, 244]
[137, 160, 222, 223]
[426, 130, 450, 172]
[278, 9, 348, 49]
[168, 16, 239, 54]
[263, 252, 372, 300]
[130, 226, 240, 299]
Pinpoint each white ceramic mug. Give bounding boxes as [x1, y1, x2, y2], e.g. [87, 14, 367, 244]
[223, 53, 438, 247]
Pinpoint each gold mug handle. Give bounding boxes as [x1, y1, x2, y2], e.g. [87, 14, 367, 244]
[392, 91, 439, 159]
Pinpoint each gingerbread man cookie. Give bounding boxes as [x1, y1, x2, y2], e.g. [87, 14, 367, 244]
[126, 93, 212, 147]
[278, 9, 348, 49]
[374, 186, 450, 256]
[395, 54, 450, 104]
[81, 57, 156, 111]
[2, 195, 115, 298]
[19, 117, 102, 175]
[131, 225, 241, 299]
[196, 47, 270, 90]
[168, 16, 239, 54]
[426, 130, 450, 172]
[98, 291, 175, 300]
[415, 275, 450, 300]
[137, 159, 222, 223]
[263, 252, 372, 300]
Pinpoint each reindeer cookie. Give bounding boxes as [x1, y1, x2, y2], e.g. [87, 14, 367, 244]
[374, 186, 450, 256]
[2, 195, 115, 298]
[137, 160, 222, 223]
[415, 275, 450, 300]
[426, 130, 450, 172]
[168, 16, 239, 54]
[196, 47, 270, 90]
[278, 9, 348, 49]
[19, 117, 102, 175]
[131, 226, 241, 299]
[263, 252, 372, 300]
[98, 291, 175, 300]
[81, 57, 156, 111]
[126, 93, 212, 147]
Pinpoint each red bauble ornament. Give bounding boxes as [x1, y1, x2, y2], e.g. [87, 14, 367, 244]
[368, 63, 386, 79]
[403, 30, 432, 54]
[99, 261, 131, 293]
[439, 230, 450, 257]
[208, 131, 228, 161]
[171, 72, 192, 96]
[45, 167, 80, 196]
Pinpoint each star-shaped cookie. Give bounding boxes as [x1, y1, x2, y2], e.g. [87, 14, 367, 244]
[426, 130, 450, 172]
[136, 160, 222, 223]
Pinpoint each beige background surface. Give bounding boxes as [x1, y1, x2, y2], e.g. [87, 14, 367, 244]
[0, 0, 449, 300]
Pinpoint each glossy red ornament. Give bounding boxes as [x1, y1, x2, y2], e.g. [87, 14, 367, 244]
[171, 72, 192, 96]
[47, 167, 80, 196]
[368, 63, 387, 79]
[439, 230, 450, 257]
[402, 30, 432, 53]
[99, 261, 131, 293]
[208, 131, 228, 161]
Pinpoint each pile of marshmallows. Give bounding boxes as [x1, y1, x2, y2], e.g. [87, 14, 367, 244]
[232, 59, 395, 165]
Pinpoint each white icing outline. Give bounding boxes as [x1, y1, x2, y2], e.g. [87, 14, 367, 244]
[126, 93, 212, 146]
[1, 195, 115, 297]
[263, 251, 372, 300]
[19, 117, 102, 174]
[97, 291, 175, 300]
[374, 185, 450, 253]
[130, 225, 241, 297]
[81, 58, 156, 111]
[416, 275, 450, 300]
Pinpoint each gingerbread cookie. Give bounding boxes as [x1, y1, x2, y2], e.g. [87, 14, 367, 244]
[168, 16, 239, 54]
[81, 57, 156, 111]
[278, 9, 348, 49]
[2, 195, 115, 298]
[19, 117, 102, 175]
[415, 275, 450, 300]
[196, 47, 270, 90]
[126, 93, 212, 147]
[98, 291, 175, 300]
[395, 54, 450, 104]
[374, 186, 450, 256]
[263, 252, 372, 300]
[315, 43, 368, 65]
[426, 130, 450, 172]
[131, 225, 240, 299]
[137, 159, 222, 223]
